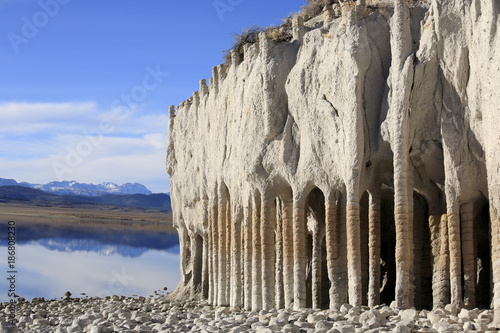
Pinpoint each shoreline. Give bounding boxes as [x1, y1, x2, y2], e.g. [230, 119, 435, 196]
[0, 203, 175, 231]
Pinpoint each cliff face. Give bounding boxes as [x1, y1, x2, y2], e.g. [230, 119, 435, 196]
[167, 0, 500, 322]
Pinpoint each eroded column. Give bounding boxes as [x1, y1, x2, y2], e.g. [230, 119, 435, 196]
[447, 203, 463, 308]
[325, 192, 340, 309]
[208, 203, 215, 304]
[346, 191, 362, 306]
[261, 195, 276, 310]
[368, 191, 381, 307]
[231, 208, 242, 308]
[243, 203, 253, 310]
[252, 191, 262, 310]
[225, 199, 232, 306]
[217, 187, 228, 306]
[275, 199, 284, 309]
[311, 223, 321, 309]
[393, 158, 414, 308]
[293, 196, 307, 309]
[211, 200, 219, 304]
[282, 196, 294, 309]
[430, 213, 450, 308]
[461, 202, 475, 309]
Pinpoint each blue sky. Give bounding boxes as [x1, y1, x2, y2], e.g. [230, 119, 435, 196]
[0, 0, 305, 193]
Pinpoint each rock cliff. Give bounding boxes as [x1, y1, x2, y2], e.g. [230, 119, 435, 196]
[166, 0, 500, 325]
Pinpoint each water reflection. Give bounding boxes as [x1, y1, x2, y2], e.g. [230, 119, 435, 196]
[0, 216, 180, 302]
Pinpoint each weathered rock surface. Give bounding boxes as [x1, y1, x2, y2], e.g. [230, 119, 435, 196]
[167, 0, 500, 327]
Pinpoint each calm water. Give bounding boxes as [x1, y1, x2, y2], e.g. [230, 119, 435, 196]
[0, 216, 180, 302]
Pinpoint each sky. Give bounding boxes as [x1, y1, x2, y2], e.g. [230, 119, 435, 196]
[0, 0, 305, 193]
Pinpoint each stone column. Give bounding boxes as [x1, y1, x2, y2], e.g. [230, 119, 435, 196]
[430, 213, 450, 308]
[211, 200, 219, 304]
[336, 196, 349, 307]
[225, 199, 232, 306]
[447, 203, 463, 308]
[490, 206, 500, 327]
[367, 191, 381, 307]
[311, 223, 321, 309]
[293, 196, 307, 309]
[461, 202, 476, 309]
[178, 227, 189, 287]
[231, 208, 242, 308]
[325, 192, 340, 309]
[292, 15, 305, 42]
[217, 186, 228, 306]
[393, 153, 414, 309]
[208, 203, 215, 304]
[191, 233, 202, 292]
[282, 195, 294, 309]
[346, 193, 362, 306]
[261, 194, 276, 310]
[275, 199, 285, 309]
[390, 0, 414, 310]
[252, 191, 262, 311]
[243, 203, 253, 310]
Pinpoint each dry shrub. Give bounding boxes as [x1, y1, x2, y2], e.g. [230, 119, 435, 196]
[265, 26, 292, 43]
[300, 0, 339, 20]
[223, 26, 263, 64]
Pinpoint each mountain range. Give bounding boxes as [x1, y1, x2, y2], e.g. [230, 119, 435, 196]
[0, 178, 171, 211]
[0, 178, 153, 196]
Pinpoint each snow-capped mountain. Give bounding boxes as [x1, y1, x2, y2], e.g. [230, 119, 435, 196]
[0, 178, 152, 196]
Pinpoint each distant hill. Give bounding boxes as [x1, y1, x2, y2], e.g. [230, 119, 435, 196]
[0, 178, 154, 196]
[0, 186, 171, 211]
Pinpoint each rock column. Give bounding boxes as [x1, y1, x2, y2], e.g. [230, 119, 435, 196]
[367, 191, 381, 307]
[346, 194, 362, 306]
[390, 0, 414, 309]
[231, 208, 242, 308]
[293, 196, 307, 309]
[252, 191, 262, 311]
[325, 192, 339, 309]
[311, 222, 322, 309]
[217, 186, 228, 306]
[447, 203, 463, 308]
[275, 199, 285, 309]
[243, 204, 253, 310]
[282, 195, 294, 309]
[430, 213, 450, 308]
[261, 195, 276, 310]
[461, 202, 475, 309]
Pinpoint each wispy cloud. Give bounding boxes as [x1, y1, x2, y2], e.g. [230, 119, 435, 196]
[0, 101, 170, 192]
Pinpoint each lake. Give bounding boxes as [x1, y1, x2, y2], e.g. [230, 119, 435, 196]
[0, 215, 180, 302]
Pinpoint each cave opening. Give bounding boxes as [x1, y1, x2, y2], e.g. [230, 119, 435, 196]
[380, 188, 396, 306]
[475, 197, 491, 309]
[305, 187, 329, 309]
[193, 233, 204, 292]
[413, 192, 433, 309]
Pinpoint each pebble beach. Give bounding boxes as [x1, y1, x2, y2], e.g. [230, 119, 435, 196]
[1, 296, 498, 333]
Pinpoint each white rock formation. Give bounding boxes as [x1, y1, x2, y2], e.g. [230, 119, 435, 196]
[167, 0, 500, 326]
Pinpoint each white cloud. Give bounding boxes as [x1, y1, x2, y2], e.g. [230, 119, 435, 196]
[0, 101, 171, 193]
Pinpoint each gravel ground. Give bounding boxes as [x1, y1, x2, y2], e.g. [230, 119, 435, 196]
[1, 296, 498, 332]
